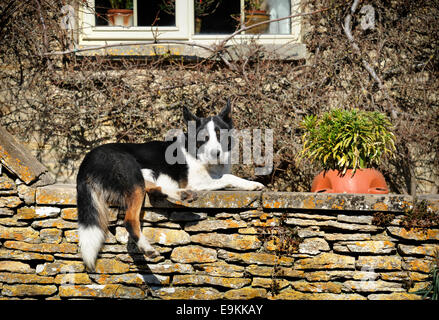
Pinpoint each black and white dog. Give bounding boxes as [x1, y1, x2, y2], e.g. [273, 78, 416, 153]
[76, 101, 264, 270]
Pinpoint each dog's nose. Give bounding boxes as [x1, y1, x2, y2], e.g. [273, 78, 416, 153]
[211, 149, 221, 158]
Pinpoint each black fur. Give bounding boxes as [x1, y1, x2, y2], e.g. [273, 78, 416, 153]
[76, 141, 189, 228]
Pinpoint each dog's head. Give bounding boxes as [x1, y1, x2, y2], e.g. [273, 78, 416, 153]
[183, 100, 233, 166]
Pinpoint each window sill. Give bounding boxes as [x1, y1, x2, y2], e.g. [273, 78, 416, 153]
[75, 42, 307, 61]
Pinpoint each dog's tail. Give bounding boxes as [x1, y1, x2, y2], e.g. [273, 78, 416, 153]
[76, 176, 126, 271]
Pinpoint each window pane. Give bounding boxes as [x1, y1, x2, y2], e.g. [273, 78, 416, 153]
[265, 0, 291, 34]
[194, 0, 292, 35]
[195, 0, 240, 34]
[95, 0, 176, 27]
[244, 0, 291, 34]
[139, 0, 175, 27]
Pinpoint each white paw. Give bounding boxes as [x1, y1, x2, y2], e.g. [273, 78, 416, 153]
[248, 181, 265, 191]
[137, 236, 160, 258]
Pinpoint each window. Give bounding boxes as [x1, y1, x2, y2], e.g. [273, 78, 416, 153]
[79, 0, 304, 58]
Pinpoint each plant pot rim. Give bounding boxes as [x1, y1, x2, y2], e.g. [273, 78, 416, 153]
[311, 168, 389, 194]
[245, 10, 269, 15]
[107, 8, 133, 14]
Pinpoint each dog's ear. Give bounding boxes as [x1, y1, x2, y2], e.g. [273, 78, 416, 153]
[183, 106, 200, 124]
[218, 99, 233, 126]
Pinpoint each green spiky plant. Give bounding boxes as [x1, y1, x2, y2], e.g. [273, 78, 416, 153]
[109, 0, 133, 9]
[299, 109, 396, 175]
[415, 249, 439, 300]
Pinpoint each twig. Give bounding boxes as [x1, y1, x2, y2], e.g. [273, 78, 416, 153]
[343, 0, 395, 106]
[343, 0, 384, 88]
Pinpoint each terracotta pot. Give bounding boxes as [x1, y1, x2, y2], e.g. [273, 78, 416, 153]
[311, 169, 389, 194]
[245, 10, 270, 34]
[107, 9, 133, 27]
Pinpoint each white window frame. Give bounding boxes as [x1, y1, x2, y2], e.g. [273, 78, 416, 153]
[79, 0, 302, 48]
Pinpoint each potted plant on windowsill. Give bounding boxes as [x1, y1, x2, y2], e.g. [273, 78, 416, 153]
[244, 0, 269, 34]
[299, 109, 396, 194]
[107, 0, 133, 27]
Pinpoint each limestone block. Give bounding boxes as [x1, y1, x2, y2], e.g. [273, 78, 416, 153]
[290, 280, 343, 293]
[0, 125, 54, 185]
[64, 229, 78, 243]
[252, 277, 290, 290]
[367, 292, 422, 300]
[0, 217, 27, 227]
[218, 249, 293, 266]
[343, 280, 405, 292]
[131, 261, 194, 274]
[298, 238, 330, 255]
[0, 226, 39, 243]
[36, 261, 85, 275]
[91, 273, 170, 285]
[153, 286, 222, 300]
[17, 184, 36, 204]
[54, 273, 91, 285]
[170, 245, 217, 263]
[61, 208, 78, 220]
[333, 240, 396, 254]
[31, 217, 76, 229]
[0, 208, 14, 216]
[403, 257, 432, 273]
[304, 271, 356, 282]
[142, 227, 190, 246]
[324, 233, 371, 241]
[398, 244, 439, 257]
[0, 196, 22, 208]
[0, 272, 54, 284]
[36, 184, 76, 205]
[356, 256, 402, 271]
[16, 207, 37, 219]
[0, 248, 54, 262]
[337, 214, 373, 224]
[2, 284, 57, 297]
[40, 228, 63, 244]
[285, 218, 379, 232]
[94, 259, 130, 274]
[0, 175, 15, 190]
[3, 241, 77, 254]
[173, 274, 251, 289]
[270, 289, 366, 300]
[387, 226, 439, 241]
[0, 261, 33, 273]
[59, 284, 145, 299]
[184, 218, 247, 232]
[174, 190, 261, 209]
[224, 287, 267, 300]
[195, 261, 245, 277]
[191, 233, 261, 251]
[294, 253, 355, 270]
[262, 192, 412, 212]
[142, 210, 169, 222]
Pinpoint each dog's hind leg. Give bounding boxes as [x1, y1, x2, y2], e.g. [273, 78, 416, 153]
[124, 186, 160, 258]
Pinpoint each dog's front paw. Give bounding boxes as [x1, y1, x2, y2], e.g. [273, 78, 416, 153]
[178, 190, 198, 202]
[248, 181, 265, 191]
[144, 247, 160, 259]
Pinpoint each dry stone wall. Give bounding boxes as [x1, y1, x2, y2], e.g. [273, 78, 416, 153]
[1, 163, 439, 300]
